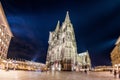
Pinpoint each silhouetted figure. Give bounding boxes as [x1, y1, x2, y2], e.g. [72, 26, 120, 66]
[118, 70, 120, 78]
[84, 69, 87, 74]
[114, 70, 117, 78]
[110, 70, 112, 74]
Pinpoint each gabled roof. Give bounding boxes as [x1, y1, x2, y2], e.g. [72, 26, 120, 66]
[0, 2, 13, 37]
[115, 36, 120, 45]
[78, 50, 89, 56]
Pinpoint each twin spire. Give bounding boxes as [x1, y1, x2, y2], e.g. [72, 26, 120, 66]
[64, 11, 71, 23]
[55, 11, 71, 32]
[55, 20, 60, 32]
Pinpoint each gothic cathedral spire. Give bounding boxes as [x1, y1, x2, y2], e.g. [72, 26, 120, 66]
[55, 20, 60, 32]
[46, 11, 91, 71]
[64, 11, 71, 23]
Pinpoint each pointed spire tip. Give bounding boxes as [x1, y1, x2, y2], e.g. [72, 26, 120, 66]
[58, 20, 60, 23]
[65, 11, 71, 23]
[67, 11, 69, 14]
[55, 20, 60, 32]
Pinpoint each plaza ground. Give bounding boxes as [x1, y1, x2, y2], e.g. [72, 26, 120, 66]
[0, 70, 119, 80]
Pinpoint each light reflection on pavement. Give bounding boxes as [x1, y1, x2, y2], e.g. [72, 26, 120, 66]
[0, 70, 119, 80]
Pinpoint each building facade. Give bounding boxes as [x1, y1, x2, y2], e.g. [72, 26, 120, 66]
[0, 58, 47, 71]
[46, 12, 91, 71]
[77, 51, 91, 69]
[111, 36, 120, 67]
[46, 12, 77, 71]
[0, 2, 13, 60]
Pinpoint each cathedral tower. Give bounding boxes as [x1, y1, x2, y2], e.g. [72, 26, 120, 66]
[46, 12, 77, 71]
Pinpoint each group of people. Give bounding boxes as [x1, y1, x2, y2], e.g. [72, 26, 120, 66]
[113, 69, 120, 78]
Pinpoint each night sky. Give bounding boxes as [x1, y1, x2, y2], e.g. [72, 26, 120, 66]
[1, 0, 120, 66]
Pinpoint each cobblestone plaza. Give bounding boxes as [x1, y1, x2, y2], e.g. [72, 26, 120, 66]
[0, 70, 119, 80]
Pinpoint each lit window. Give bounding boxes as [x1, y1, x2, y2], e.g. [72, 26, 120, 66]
[0, 28, 1, 32]
[119, 44, 120, 52]
[2, 42, 3, 44]
[2, 32, 3, 36]
[0, 39, 1, 42]
[4, 44, 6, 47]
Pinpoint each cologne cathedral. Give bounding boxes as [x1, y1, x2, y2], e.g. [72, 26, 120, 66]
[46, 12, 91, 71]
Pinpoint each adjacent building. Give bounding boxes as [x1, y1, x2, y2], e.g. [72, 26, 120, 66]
[77, 51, 91, 69]
[111, 36, 120, 67]
[0, 58, 47, 71]
[0, 2, 13, 60]
[46, 11, 91, 71]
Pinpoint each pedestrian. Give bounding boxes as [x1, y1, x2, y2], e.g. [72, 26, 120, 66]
[114, 70, 117, 78]
[84, 69, 87, 74]
[118, 70, 120, 78]
[110, 69, 112, 74]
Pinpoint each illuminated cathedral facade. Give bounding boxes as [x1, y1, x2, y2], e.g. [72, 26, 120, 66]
[46, 12, 91, 71]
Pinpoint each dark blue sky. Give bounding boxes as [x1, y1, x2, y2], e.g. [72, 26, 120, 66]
[1, 0, 120, 66]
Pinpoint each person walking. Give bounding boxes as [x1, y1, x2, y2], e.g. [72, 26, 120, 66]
[110, 69, 112, 74]
[114, 70, 117, 78]
[84, 69, 87, 74]
[118, 70, 120, 79]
